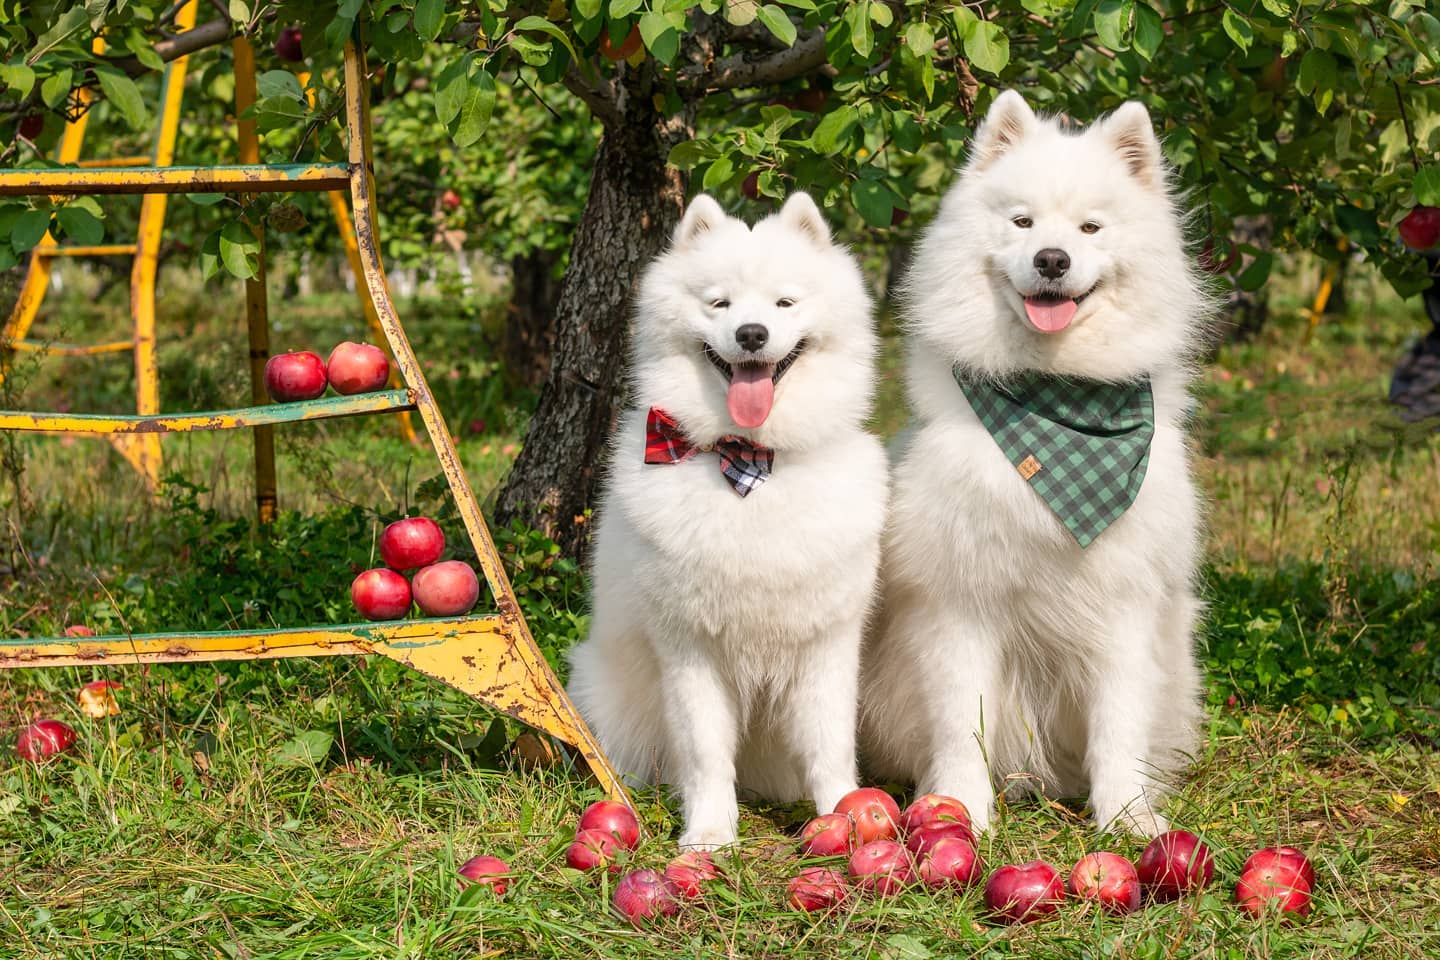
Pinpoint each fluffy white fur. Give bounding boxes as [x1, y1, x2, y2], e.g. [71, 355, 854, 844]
[860, 91, 1212, 837]
[567, 193, 888, 849]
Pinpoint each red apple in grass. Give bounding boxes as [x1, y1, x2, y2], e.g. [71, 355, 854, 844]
[263, 351, 327, 402]
[326, 342, 390, 395]
[16, 719, 76, 762]
[1136, 829, 1215, 901]
[457, 854, 510, 894]
[899, 793, 972, 836]
[663, 850, 721, 899]
[612, 869, 681, 925]
[275, 27, 304, 63]
[63, 624, 95, 637]
[984, 860, 1065, 924]
[905, 820, 975, 858]
[578, 799, 640, 849]
[411, 560, 480, 617]
[351, 568, 412, 620]
[77, 680, 123, 718]
[1068, 851, 1142, 915]
[834, 787, 900, 844]
[917, 836, 984, 889]
[1242, 846, 1315, 890]
[379, 517, 445, 571]
[847, 840, 914, 896]
[18, 113, 44, 139]
[1235, 861, 1313, 920]
[799, 812, 857, 857]
[566, 828, 622, 873]
[1399, 206, 1440, 250]
[787, 866, 849, 912]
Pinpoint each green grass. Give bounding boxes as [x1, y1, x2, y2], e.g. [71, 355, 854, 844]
[3, 259, 1440, 957]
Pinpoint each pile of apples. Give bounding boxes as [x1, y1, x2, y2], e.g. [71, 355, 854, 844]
[351, 517, 481, 621]
[263, 341, 392, 403]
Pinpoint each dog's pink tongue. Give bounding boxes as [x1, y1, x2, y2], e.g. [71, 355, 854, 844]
[727, 364, 775, 428]
[1024, 298, 1078, 333]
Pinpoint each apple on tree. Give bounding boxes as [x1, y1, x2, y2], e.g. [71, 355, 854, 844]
[274, 27, 303, 63]
[1399, 206, 1440, 251]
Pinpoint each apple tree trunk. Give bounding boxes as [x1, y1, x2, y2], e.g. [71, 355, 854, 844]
[502, 248, 562, 391]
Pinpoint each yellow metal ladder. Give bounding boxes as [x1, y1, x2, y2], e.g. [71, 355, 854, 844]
[0, 25, 627, 807]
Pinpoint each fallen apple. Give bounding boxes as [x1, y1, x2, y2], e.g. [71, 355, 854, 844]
[1235, 861, 1313, 920]
[663, 850, 721, 899]
[612, 869, 681, 925]
[77, 680, 122, 719]
[379, 517, 445, 571]
[566, 827, 622, 873]
[350, 568, 412, 621]
[905, 820, 975, 858]
[457, 854, 510, 895]
[847, 840, 914, 896]
[1067, 851, 1142, 915]
[984, 860, 1065, 924]
[16, 719, 76, 762]
[834, 787, 900, 844]
[798, 812, 857, 857]
[899, 793, 972, 837]
[411, 560, 480, 617]
[578, 799, 640, 849]
[916, 836, 983, 889]
[1241, 846, 1315, 890]
[787, 866, 849, 912]
[263, 351, 327, 402]
[1136, 829, 1215, 901]
[63, 625, 95, 638]
[326, 341, 390, 395]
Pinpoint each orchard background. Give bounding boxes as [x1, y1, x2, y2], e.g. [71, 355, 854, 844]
[1, 2, 1439, 958]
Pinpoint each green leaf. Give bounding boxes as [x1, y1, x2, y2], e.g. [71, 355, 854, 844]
[28, 6, 89, 62]
[228, 0, 251, 21]
[55, 205, 104, 245]
[199, 229, 222, 281]
[93, 64, 149, 131]
[904, 21, 935, 58]
[434, 57, 469, 127]
[414, 0, 445, 41]
[40, 68, 73, 109]
[811, 104, 859, 155]
[1093, 0, 1133, 52]
[725, 0, 758, 27]
[273, 730, 334, 766]
[576, 0, 602, 19]
[667, 140, 714, 170]
[256, 70, 303, 101]
[638, 12, 681, 65]
[124, 29, 165, 72]
[1132, 4, 1162, 61]
[964, 21, 1010, 75]
[218, 219, 260, 280]
[1260, 0, 1291, 15]
[187, 193, 226, 206]
[851, 178, 895, 228]
[11, 209, 51, 252]
[1236, 251, 1273, 292]
[701, 155, 735, 190]
[755, 5, 797, 47]
[846, 2, 875, 57]
[0, 63, 36, 98]
[1222, 9, 1253, 54]
[1416, 165, 1440, 207]
[1281, 31, 1298, 58]
[453, 69, 496, 148]
[513, 16, 584, 65]
[611, 0, 643, 15]
[1296, 48, 1337, 102]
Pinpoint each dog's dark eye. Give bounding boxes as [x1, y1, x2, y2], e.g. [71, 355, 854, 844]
[710, 298, 730, 309]
[1080, 221, 1101, 234]
[1012, 216, 1033, 229]
[776, 297, 795, 308]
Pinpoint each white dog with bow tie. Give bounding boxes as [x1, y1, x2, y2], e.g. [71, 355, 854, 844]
[566, 193, 888, 849]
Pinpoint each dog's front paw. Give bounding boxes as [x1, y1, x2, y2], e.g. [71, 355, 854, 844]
[1094, 797, 1168, 838]
[677, 823, 738, 851]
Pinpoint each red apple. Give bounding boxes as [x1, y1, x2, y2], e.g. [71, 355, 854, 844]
[263, 351, 327, 402]
[833, 787, 900, 844]
[916, 836, 984, 889]
[847, 840, 914, 896]
[275, 27, 304, 63]
[599, 25, 643, 62]
[411, 560, 480, 617]
[16, 719, 76, 762]
[379, 517, 445, 571]
[612, 869, 681, 925]
[1067, 851, 1142, 915]
[326, 341, 390, 395]
[891, 208, 910, 227]
[578, 799, 640, 850]
[791, 87, 826, 112]
[1236, 862, 1313, 920]
[77, 680, 122, 719]
[905, 820, 975, 858]
[899, 793, 972, 836]
[440, 188, 462, 212]
[787, 866, 849, 912]
[1136, 829, 1215, 901]
[741, 171, 761, 201]
[1398, 206, 1440, 250]
[18, 113, 44, 139]
[1241, 846, 1315, 890]
[457, 854, 510, 894]
[798, 812, 857, 857]
[984, 860, 1065, 924]
[350, 568, 412, 621]
[63, 625, 95, 637]
[566, 827, 622, 873]
[1199, 238, 1238, 275]
[663, 850, 721, 899]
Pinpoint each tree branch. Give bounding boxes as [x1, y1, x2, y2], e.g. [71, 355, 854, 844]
[682, 27, 826, 93]
[563, 63, 622, 127]
[107, 17, 234, 77]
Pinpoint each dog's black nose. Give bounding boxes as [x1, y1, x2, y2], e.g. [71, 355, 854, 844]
[735, 323, 769, 352]
[1034, 248, 1071, 279]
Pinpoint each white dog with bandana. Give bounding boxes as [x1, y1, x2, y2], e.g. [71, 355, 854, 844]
[567, 193, 887, 849]
[861, 92, 1211, 837]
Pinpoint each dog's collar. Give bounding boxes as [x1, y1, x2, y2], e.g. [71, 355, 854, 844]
[643, 407, 773, 498]
[953, 368, 1154, 547]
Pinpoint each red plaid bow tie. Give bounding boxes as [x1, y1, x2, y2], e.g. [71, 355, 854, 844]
[644, 407, 774, 497]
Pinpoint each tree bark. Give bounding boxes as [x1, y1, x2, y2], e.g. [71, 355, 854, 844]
[502, 248, 562, 391]
[495, 65, 692, 557]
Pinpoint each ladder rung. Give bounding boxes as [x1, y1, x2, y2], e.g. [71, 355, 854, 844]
[7, 339, 134, 355]
[34, 244, 137, 258]
[0, 615, 505, 667]
[0, 163, 353, 197]
[0, 389, 415, 434]
[77, 157, 154, 168]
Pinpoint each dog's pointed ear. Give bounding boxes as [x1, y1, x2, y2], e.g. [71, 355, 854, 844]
[969, 90, 1038, 168]
[673, 194, 726, 249]
[1098, 101, 1164, 190]
[776, 192, 831, 247]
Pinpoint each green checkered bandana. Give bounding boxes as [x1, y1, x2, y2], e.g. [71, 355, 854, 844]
[955, 368, 1154, 548]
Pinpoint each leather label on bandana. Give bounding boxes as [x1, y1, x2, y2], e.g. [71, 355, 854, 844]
[1017, 455, 1042, 480]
